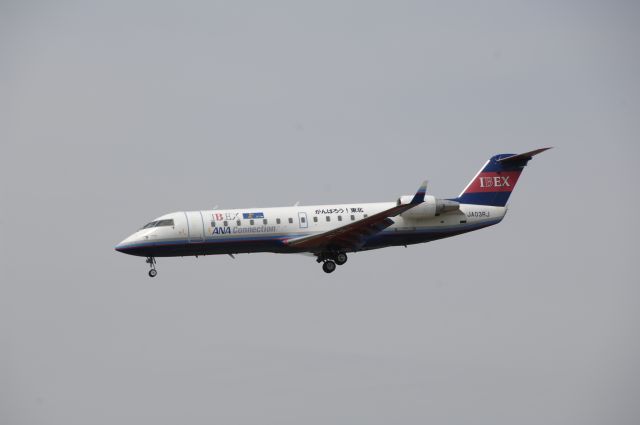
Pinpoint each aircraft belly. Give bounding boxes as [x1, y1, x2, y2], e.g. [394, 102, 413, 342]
[116, 237, 298, 257]
[362, 218, 502, 250]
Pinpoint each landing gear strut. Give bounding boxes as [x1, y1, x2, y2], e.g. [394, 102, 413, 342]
[146, 257, 157, 277]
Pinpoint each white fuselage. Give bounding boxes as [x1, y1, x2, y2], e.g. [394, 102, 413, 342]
[115, 201, 506, 258]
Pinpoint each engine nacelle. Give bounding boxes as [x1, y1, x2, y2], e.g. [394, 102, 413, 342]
[396, 195, 460, 219]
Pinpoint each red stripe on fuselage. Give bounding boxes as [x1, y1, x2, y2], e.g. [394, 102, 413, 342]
[464, 171, 521, 193]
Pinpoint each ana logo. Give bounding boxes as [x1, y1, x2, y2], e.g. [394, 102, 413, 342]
[479, 176, 510, 188]
[212, 226, 231, 235]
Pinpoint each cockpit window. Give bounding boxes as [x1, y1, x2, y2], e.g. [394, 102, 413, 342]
[140, 219, 173, 229]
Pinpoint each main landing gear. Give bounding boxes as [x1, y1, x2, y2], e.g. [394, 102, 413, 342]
[318, 252, 348, 273]
[146, 257, 157, 277]
[322, 261, 337, 273]
[335, 252, 348, 266]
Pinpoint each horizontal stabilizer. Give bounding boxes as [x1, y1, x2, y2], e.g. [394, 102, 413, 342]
[497, 147, 552, 164]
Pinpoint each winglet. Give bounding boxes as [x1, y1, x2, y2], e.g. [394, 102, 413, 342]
[410, 180, 428, 204]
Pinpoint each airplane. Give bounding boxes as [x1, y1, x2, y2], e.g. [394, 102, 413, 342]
[115, 148, 550, 276]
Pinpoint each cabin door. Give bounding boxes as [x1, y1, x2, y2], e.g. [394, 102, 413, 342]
[185, 211, 205, 242]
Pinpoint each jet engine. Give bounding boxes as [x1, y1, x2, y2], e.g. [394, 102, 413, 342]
[396, 195, 460, 219]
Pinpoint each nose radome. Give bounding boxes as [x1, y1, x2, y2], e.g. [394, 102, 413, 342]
[115, 234, 137, 253]
[115, 239, 129, 253]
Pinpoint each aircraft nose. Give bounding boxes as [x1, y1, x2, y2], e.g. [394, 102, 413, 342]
[115, 235, 137, 254]
[115, 241, 130, 253]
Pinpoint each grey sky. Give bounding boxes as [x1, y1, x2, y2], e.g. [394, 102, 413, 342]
[1, 1, 639, 424]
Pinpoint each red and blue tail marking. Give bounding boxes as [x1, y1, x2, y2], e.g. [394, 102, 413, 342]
[456, 148, 550, 207]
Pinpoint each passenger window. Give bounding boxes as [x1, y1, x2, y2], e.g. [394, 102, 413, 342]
[288, 218, 293, 224]
[338, 215, 342, 221]
[313, 217, 318, 223]
[363, 214, 368, 218]
[223, 220, 228, 226]
[350, 215, 355, 221]
[263, 219, 268, 225]
[326, 216, 331, 222]
[236, 220, 241, 226]
[276, 218, 281, 224]
[211, 221, 216, 227]
[250, 219, 254, 225]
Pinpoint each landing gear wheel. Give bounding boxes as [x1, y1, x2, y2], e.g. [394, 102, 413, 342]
[322, 261, 337, 274]
[146, 257, 157, 277]
[335, 252, 348, 265]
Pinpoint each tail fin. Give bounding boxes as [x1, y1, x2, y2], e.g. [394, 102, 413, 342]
[456, 148, 551, 207]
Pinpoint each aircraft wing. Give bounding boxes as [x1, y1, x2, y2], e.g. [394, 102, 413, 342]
[284, 181, 427, 252]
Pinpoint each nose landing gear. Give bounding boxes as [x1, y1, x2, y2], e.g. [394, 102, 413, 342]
[146, 257, 157, 277]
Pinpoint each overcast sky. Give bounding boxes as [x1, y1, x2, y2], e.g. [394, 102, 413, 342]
[1, 1, 639, 424]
